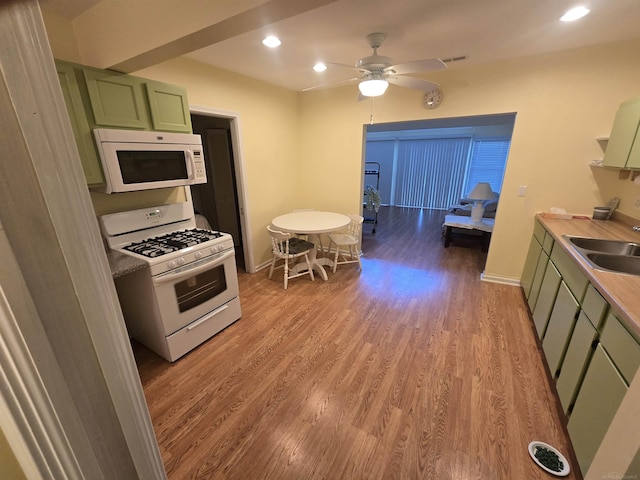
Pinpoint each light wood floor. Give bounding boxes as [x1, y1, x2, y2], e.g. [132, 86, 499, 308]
[134, 207, 580, 480]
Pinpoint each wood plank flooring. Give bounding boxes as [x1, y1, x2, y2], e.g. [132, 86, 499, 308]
[134, 207, 580, 479]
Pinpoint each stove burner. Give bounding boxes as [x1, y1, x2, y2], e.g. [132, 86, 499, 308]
[123, 228, 222, 258]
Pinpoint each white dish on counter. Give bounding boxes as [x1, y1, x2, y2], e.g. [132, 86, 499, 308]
[528, 441, 570, 477]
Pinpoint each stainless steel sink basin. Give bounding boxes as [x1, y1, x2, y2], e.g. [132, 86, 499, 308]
[563, 235, 640, 275]
[586, 253, 640, 275]
[568, 236, 640, 256]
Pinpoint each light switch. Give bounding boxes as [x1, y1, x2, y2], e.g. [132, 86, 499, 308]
[518, 186, 527, 197]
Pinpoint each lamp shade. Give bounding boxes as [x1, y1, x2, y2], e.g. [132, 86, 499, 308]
[358, 78, 389, 97]
[467, 182, 494, 201]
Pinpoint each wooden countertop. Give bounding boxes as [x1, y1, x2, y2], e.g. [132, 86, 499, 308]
[536, 213, 640, 339]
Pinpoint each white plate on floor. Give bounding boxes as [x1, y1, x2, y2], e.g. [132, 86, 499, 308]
[528, 441, 570, 477]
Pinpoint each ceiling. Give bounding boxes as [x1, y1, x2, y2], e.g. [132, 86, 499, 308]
[40, 0, 640, 93]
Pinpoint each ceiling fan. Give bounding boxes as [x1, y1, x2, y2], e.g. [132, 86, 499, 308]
[303, 32, 447, 98]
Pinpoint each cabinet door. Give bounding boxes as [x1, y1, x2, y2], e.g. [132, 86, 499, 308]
[55, 62, 104, 186]
[83, 69, 149, 129]
[145, 81, 192, 133]
[550, 244, 588, 303]
[600, 313, 640, 385]
[603, 97, 640, 167]
[627, 128, 640, 168]
[532, 261, 561, 338]
[528, 251, 549, 312]
[521, 236, 542, 299]
[556, 311, 597, 413]
[542, 281, 580, 377]
[568, 344, 627, 474]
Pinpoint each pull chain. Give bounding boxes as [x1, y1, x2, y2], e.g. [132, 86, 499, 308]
[369, 97, 375, 124]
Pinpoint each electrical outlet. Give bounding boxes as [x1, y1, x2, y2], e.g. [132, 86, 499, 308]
[517, 186, 527, 197]
[634, 198, 640, 209]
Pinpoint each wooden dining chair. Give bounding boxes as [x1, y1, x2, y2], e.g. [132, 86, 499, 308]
[267, 225, 315, 289]
[327, 214, 364, 273]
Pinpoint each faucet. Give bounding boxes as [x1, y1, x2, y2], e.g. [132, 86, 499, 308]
[633, 226, 640, 232]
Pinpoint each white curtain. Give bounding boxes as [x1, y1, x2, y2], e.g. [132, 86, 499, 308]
[393, 137, 472, 209]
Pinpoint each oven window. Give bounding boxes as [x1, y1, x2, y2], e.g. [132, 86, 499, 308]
[118, 150, 188, 183]
[174, 265, 227, 313]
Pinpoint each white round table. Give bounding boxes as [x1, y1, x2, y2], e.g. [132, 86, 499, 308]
[271, 211, 350, 280]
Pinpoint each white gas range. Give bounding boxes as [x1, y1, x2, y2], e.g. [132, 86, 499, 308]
[101, 197, 241, 362]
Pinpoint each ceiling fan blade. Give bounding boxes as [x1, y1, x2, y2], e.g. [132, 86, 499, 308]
[325, 61, 358, 70]
[302, 76, 361, 92]
[387, 75, 440, 92]
[384, 58, 446, 75]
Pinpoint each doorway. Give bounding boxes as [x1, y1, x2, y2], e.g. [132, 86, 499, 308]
[191, 113, 247, 271]
[364, 113, 515, 209]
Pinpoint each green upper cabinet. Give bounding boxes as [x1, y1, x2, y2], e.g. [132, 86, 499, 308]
[54, 60, 194, 186]
[83, 68, 149, 129]
[145, 81, 192, 133]
[603, 96, 640, 168]
[55, 62, 104, 186]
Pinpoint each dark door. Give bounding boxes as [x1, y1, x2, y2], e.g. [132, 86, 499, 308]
[191, 114, 245, 271]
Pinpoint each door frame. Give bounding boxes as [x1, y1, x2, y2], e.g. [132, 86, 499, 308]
[190, 105, 255, 273]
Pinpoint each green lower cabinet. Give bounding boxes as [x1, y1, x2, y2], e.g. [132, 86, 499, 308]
[542, 281, 580, 377]
[600, 312, 640, 385]
[528, 250, 549, 312]
[521, 236, 542, 299]
[568, 344, 627, 474]
[556, 311, 597, 412]
[532, 261, 561, 338]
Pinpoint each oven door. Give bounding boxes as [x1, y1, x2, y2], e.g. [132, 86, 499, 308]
[152, 249, 239, 335]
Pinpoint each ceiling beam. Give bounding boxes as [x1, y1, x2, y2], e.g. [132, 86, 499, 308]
[110, 0, 338, 73]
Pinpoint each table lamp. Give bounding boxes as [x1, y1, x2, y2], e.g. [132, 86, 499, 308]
[468, 182, 495, 222]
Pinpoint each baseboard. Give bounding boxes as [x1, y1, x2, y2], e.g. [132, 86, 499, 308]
[480, 272, 522, 286]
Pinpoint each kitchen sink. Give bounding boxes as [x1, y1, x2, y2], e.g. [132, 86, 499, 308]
[586, 253, 640, 275]
[567, 236, 640, 256]
[564, 235, 640, 275]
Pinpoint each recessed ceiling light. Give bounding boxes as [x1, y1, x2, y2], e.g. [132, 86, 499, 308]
[313, 62, 327, 72]
[560, 6, 590, 22]
[262, 35, 281, 48]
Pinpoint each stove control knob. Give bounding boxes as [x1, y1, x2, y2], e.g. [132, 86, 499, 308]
[195, 251, 202, 259]
[177, 257, 185, 266]
[167, 260, 176, 269]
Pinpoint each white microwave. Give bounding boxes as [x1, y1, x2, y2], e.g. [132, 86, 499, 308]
[91, 128, 207, 194]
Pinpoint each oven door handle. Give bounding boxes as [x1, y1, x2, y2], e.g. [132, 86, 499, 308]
[153, 250, 234, 285]
[187, 304, 228, 331]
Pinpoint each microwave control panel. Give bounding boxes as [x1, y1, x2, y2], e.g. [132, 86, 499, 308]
[193, 149, 206, 181]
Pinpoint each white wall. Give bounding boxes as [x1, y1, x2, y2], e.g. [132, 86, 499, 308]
[298, 39, 640, 281]
[43, 8, 640, 279]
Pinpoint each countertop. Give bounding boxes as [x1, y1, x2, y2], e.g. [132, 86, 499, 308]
[106, 250, 147, 278]
[536, 213, 640, 339]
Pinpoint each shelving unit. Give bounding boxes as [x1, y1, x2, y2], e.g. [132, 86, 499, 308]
[364, 162, 380, 234]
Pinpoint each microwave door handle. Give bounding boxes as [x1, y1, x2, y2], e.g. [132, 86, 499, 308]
[185, 150, 194, 179]
[153, 250, 234, 285]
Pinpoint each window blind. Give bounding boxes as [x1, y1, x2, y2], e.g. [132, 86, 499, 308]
[394, 137, 471, 209]
[463, 138, 511, 195]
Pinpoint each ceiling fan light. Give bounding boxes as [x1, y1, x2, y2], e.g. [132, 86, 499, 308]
[359, 79, 389, 97]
